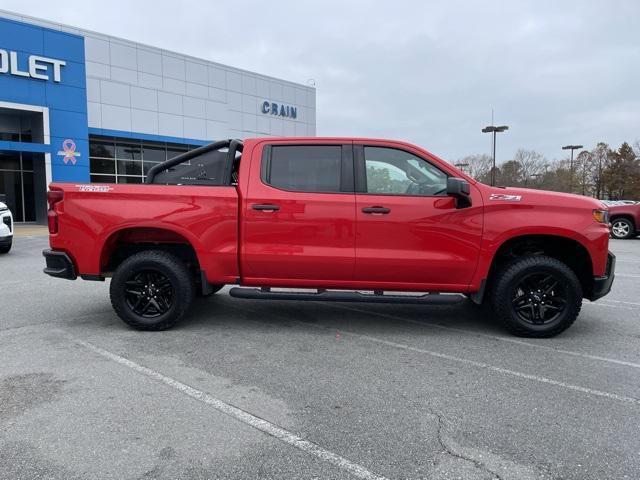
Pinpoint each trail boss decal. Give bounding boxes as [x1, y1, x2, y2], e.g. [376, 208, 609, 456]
[75, 185, 114, 192]
[489, 193, 522, 201]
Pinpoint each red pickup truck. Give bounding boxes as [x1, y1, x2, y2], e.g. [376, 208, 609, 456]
[43, 137, 614, 337]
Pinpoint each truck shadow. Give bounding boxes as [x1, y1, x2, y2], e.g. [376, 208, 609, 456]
[185, 293, 506, 338]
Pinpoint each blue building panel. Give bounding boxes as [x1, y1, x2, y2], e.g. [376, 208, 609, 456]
[0, 17, 43, 53]
[0, 16, 89, 183]
[45, 83, 88, 113]
[88, 128, 209, 147]
[43, 29, 85, 63]
[0, 73, 47, 105]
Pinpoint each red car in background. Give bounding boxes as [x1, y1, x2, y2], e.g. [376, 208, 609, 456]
[607, 202, 640, 239]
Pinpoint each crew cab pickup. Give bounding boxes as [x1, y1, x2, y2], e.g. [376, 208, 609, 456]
[43, 138, 615, 337]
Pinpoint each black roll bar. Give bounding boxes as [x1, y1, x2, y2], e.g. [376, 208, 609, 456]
[145, 138, 244, 184]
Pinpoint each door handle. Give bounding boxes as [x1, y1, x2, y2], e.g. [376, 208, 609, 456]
[362, 206, 390, 214]
[252, 203, 280, 212]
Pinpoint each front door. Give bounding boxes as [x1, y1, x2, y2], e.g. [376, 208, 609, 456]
[242, 141, 357, 286]
[354, 144, 483, 291]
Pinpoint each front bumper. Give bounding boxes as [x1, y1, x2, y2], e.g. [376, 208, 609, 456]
[43, 249, 77, 280]
[588, 252, 615, 301]
[0, 212, 12, 237]
[0, 235, 12, 247]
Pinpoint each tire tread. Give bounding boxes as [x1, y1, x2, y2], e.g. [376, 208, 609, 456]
[490, 255, 582, 338]
[109, 250, 194, 331]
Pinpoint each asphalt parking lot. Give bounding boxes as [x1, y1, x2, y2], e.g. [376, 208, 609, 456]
[1, 233, 639, 480]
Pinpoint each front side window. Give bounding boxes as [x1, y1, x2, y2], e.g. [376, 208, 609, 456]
[364, 147, 448, 196]
[265, 145, 343, 192]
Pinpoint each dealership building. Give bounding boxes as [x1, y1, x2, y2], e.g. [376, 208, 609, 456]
[0, 9, 316, 222]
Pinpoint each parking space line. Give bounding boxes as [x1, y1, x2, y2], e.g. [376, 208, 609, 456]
[586, 302, 640, 312]
[71, 336, 389, 480]
[325, 304, 640, 370]
[596, 299, 640, 307]
[288, 319, 640, 406]
[237, 303, 640, 406]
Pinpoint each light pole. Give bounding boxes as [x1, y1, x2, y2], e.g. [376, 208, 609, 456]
[562, 145, 583, 193]
[482, 125, 509, 186]
[454, 162, 469, 175]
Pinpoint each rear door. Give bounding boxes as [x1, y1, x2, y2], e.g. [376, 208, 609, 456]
[241, 141, 357, 286]
[353, 143, 483, 291]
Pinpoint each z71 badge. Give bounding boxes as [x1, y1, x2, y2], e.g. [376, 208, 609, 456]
[489, 193, 522, 201]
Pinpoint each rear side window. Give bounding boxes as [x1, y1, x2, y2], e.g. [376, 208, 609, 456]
[151, 150, 229, 186]
[264, 145, 344, 192]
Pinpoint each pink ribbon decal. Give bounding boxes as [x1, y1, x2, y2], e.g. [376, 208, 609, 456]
[57, 139, 81, 165]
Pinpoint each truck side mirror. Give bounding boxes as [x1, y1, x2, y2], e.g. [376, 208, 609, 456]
[446, 177, 472, 209]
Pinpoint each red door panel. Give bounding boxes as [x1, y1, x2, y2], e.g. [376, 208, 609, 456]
[353, 142, 484, 291]
[355, 191, 483, 290]
[241, 141, 356, 284]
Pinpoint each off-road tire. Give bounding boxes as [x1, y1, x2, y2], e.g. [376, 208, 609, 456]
[489, 255, 582, 338]
[110, 250, 195, 331]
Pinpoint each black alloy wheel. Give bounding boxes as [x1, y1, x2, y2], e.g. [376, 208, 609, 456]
[489, 255, 582, 338]
[110, 250, 195, 331]
[511, 273, 567, 325]
[124, 270, 175, 318]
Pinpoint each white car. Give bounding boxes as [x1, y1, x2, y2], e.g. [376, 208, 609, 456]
[0, 201, 13, 254]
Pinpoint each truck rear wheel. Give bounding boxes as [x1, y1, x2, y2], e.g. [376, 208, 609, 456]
[489, 255, 582, 338]
[110, 250, 195, 331]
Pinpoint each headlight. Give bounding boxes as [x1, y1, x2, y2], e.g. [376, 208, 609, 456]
[593, 209, 609, 224]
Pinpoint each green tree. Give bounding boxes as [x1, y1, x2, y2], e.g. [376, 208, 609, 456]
[603, 142, 640, 199]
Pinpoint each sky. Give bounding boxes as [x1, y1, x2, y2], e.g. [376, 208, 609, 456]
[3, 0, 639, 164]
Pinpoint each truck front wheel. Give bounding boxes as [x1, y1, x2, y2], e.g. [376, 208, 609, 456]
[110, 250, 195, 331]
[489, 256, 582, 338]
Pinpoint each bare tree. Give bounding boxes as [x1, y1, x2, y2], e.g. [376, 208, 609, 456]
[591, 142, 610, 199]
[574, 150, 593, 196]
[513, 149, 546, 186]
[455, 154, 493, 183]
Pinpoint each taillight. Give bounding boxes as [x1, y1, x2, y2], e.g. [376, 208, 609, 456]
[47, 189, 64, 234]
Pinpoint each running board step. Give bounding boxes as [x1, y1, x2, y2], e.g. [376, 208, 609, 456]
[228, 287, 464, 305]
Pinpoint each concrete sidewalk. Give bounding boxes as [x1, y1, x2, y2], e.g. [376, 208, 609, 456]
[13, 224, 49, 237]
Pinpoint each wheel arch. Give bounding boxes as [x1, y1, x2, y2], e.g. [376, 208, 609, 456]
[99, 226, 202, 276]
[477, 233, 595, 302]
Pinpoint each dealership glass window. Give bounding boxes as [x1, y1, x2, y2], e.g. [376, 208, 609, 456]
[116, 143, 141, 160]
[90, 157, 116, 175]
[89, 135, 201, 184]
[0, 110, 41, 143]
[266, 145, 343, 192]
[116, 159, 143, 176]
[363, 147, 448, 196]
[91, 174, 116, 184]
[90, 140, 115, 159]
[0, 150, 39, 222]
[142, 144, 166, 162]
